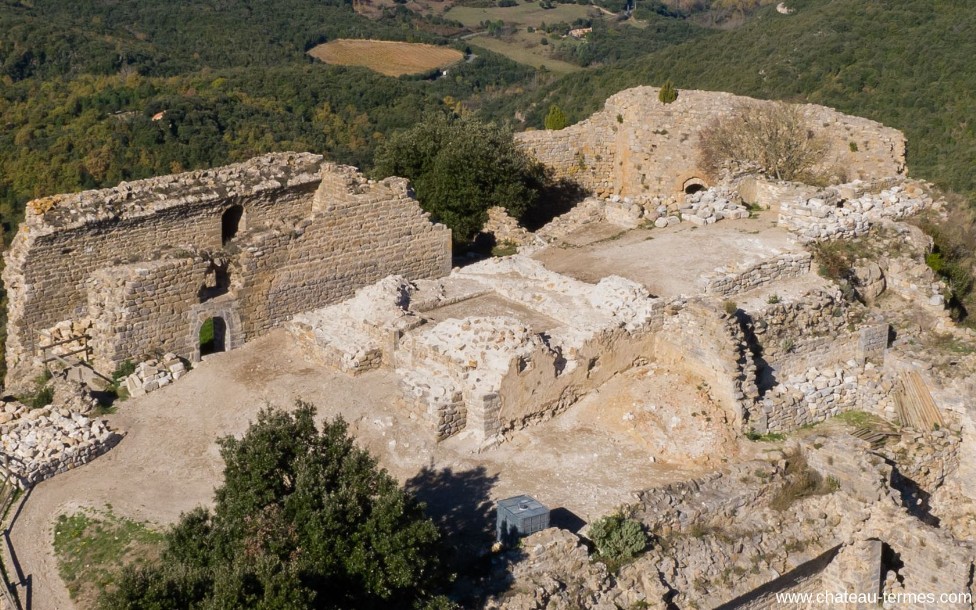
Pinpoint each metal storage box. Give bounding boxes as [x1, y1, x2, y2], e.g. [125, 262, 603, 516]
[496, 495, 550, 544]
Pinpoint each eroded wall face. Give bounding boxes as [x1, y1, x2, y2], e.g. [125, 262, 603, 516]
[236, 171, 453, 338]
[516, 86, 907, 199]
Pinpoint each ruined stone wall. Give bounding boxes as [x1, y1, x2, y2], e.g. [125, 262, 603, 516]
[742, 291, 899, 432]
[747, 289, 855, 372]
[516, 86, 906, 199]
[236, 166, 451, 336]
[86, 257, 210, 371]
[778, 179, 933, 242]
[2, 153, 322, 376]
[760, 364, 894, 433]
[3, 154, 452, 379]
[699, 252, 813, 297]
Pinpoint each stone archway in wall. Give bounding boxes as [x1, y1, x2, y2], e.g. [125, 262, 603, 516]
[190, 302, 243, 362]
[681, 176, 708, 195]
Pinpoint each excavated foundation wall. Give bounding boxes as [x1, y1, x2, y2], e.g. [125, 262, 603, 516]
[516, 86, 906, 199]
[743, 291, 897, 432]
[492, 326, 659, 436]
[2, 153, 452, 380]
[654, 301, 757, 432]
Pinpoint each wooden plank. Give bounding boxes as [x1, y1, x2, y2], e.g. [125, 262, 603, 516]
[38, 334, 90, 350]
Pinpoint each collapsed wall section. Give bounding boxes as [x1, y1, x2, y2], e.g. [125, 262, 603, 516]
[778, 179, 934, 242]
[516, 86, 906, 199]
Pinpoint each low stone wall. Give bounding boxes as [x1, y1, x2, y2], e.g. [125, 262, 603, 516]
[700, 252, 813, 297]
[0, 401, 120, 487]
[760, 363, 894, 432]
[778, 179, 934, 242]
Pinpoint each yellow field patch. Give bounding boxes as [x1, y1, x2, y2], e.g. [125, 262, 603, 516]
[307, 39, 464, 77]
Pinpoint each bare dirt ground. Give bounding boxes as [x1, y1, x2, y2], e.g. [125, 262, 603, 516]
[8, 329, 720, 609]
[533, 212, 813, 298]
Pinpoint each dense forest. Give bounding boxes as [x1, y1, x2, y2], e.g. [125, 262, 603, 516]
[5, 0, 974, 238]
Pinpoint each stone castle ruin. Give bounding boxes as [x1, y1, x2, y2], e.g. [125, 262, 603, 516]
[2, 153, 451, 382]
[3, 86, 976, 607]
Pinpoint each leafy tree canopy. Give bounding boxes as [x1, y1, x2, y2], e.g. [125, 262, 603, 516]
[100, 403, 452, 610]
[373, 114, 547, 244]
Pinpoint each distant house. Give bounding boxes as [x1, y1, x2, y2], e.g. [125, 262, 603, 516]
[151, 111, 167, 121]
[568, 27, 592, 39]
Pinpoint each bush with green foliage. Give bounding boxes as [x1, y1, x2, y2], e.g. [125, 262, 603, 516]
[373, 114, 547, 244]
[658, 79, 678, 104]
[588, 514, 648, 563]
[99, 403, 452, 610]
[544, 104, 569, 130]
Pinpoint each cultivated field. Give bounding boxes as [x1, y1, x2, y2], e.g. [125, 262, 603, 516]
[447, 2, 596, 27]
[308, 39, 463, 76]
[468, 33, 581, 73]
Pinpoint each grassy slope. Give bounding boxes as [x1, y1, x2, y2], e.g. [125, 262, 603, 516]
[447, 2, 596, 27]
[492, 0, 976, 197]
[468, 34, 583, 73]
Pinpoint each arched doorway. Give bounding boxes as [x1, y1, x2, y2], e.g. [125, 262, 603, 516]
[199, 316, 227, 356]
[683, 178, 707, 195]
[221, 205, 245, 245]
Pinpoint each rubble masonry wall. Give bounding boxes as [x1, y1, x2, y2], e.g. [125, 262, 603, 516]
[516, 86, 906, 199]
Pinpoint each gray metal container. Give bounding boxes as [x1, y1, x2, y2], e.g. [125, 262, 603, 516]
[496, 495, 550, 544]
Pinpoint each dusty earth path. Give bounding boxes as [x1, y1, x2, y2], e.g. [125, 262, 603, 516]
[7, 327, 723, 609]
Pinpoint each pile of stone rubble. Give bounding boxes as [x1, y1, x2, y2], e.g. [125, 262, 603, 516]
[123, 353, 188, 397]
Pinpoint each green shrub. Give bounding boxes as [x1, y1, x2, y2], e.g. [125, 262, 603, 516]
[849, 141, 859, 152]
[589, 514, 648, 563]
[723, 300, 738, 315]
[373, 114, 548, 245]
[112, 360, 136, 383]
[544, 104, 568, 130]
[658, 79, 678, 104]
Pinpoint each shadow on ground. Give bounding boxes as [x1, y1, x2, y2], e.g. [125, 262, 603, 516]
[406, 466, 525, 605]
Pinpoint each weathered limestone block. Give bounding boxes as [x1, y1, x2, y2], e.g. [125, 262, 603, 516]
[124, 353, 189, 397]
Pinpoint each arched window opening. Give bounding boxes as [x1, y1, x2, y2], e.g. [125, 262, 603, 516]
[221, 205, 245, 245]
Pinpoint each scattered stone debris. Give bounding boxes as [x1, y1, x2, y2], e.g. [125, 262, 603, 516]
[123, 354, 189, 397]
